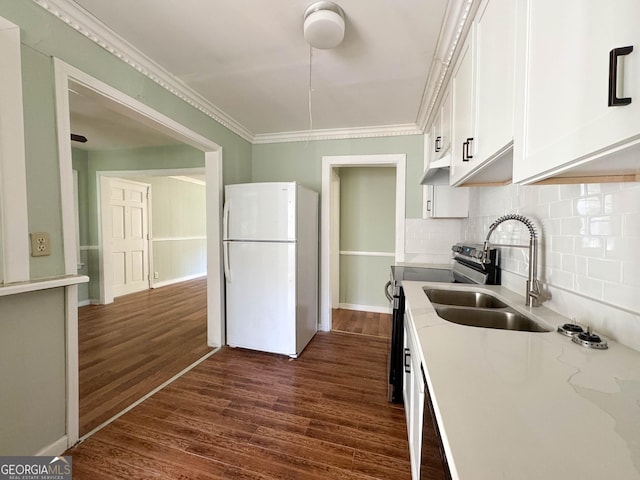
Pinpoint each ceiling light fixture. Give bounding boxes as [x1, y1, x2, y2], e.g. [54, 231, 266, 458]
[303, 1, 345, 49]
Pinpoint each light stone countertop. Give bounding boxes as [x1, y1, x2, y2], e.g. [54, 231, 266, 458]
[402, 280, 640, 480]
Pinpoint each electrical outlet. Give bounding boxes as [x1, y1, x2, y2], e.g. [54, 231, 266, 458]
[30, 232, 51, 257]
[154, 272, 159, 279]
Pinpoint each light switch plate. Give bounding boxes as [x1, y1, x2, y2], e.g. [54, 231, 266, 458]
[30, 232, 51, 257]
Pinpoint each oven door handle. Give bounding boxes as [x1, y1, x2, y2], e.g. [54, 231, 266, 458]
[384, 280, 393, 302]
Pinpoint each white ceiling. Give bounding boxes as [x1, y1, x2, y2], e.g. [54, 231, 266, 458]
[63, 0, 451, 142]
[69, 81, 180, 151]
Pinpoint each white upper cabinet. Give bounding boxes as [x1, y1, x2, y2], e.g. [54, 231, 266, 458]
[426, 87, 452, 163]
[424, 185, 469, 218]
[473, 0, 515, 168]
[429, 107, 443, 161]
[450, 0, 516, 186]
[450, 36, 475, 184]
[431, 89, 451, 160]
[513, 0, 640, 183]
[440, 87, 452, 157]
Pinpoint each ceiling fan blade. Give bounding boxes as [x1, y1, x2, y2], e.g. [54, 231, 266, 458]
[70, 133, 88, 143]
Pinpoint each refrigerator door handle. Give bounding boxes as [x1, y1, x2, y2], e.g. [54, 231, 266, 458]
[223, 242, 232, 282]
[223, 200, 230, 240]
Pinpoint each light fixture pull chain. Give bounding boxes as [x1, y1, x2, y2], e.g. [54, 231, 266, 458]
[306, 45, 314, 147]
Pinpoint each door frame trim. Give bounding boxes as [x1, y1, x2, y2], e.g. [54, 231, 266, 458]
[53, 58, 224, 448]
[320, 154, 406, 331]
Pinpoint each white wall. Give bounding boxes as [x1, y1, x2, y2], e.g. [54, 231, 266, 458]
[465, 182, 640, 352]
[405, 217, 463, 264]
[404, 182, 640, 351]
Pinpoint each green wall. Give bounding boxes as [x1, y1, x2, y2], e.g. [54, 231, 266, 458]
[0, 289, 66, 455]
[251, 134, 424, 218]
[85, 145, 205, 247]
[0, 0, 423, 456]
[0, 0, 251, 455]
[252, 136, 422, 311]
[338, 167, 395, 308]
[135, 175, 207, 285]
[339, 167, 396, 252]
[73, 145, 209, 301]
[5, 0, 252, 279]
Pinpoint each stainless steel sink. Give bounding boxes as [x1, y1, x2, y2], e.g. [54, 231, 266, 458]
[424, 288, 507, 308]
[433, 305, 552, 333]
[424, 287, 552, 333]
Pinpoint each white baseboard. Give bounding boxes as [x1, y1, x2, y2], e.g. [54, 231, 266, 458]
[337, 303, 392, 314]
[35, 435, 68, 456]
[78, 299, 102, 306]
[152, 273, 207, 289]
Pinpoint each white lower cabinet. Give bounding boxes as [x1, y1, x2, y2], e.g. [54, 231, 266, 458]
[403, 313, 425, 480]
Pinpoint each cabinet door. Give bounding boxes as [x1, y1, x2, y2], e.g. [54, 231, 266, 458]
[431, 109, 443, 158]
[409, 349, 424, 480]
[403, 318, 423, 480]
[440, 87, 453, 156]
[474, 0, 515, 162]
[514, 0, 640, 183]
[425, 185, 469, 218]
[450, 36, 475, 184]
[402, 320, 413, 436]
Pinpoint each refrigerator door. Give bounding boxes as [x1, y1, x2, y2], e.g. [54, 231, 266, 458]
[225, 241, 296, 356]
[224, 182, 296, 241]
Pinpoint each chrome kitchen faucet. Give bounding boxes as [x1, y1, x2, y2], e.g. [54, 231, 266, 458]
[481, 214, 542, 307]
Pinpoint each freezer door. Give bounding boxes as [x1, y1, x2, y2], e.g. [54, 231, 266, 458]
[225, 241, 296, 355]
[224, 183, 296, 241]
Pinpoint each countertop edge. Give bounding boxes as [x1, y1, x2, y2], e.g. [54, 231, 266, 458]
[0, 275, 90, 297]
[402, 280, 640, 480]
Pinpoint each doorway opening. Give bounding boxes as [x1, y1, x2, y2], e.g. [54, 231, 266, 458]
[320, 154, 406, 334]
[54, 59, 224, 446]
[74, 167, 209, 435]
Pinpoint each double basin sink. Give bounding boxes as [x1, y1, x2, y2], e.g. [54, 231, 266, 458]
[424, 288, 552, 333]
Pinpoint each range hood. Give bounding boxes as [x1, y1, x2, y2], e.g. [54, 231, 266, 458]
[420, 153, 451, 186]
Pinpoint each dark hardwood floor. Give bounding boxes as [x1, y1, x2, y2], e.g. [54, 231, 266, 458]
[332, 309, 392, 339]
[66, 331, 411, 480]
[79, 277, 212, 436]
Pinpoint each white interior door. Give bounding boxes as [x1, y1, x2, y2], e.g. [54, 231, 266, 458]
[105, 177, 151, 298]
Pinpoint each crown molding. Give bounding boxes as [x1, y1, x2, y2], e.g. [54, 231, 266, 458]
[31, 0, 451, 146]
[32, 0, 255, 143]
[416, 0, 477, 132]
[253, 123, 422, 145]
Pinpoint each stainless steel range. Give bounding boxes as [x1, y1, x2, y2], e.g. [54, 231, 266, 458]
[385, 243, 499, 403]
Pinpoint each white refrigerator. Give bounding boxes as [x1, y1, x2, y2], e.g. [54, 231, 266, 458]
[223, 182, 318, 357]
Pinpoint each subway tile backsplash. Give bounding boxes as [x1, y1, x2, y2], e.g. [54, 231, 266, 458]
[408, 182, 640, 351]
[405, 217, 463, 264]
[463, 182, 640, 312]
